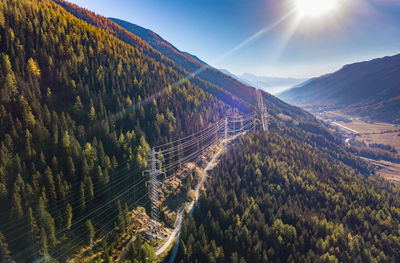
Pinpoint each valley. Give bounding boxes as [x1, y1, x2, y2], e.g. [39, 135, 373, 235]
[2, 0, 400, 262]
[310, 108, 400, 180]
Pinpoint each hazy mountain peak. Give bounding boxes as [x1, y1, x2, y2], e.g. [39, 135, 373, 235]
[278, 53, 400, 123]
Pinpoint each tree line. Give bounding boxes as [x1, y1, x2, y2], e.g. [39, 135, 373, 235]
[0, 0, 237, 261]
[177, 128, 400, 262]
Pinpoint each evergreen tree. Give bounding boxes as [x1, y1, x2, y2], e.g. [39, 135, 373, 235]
[0, 53, 17, 102]
[39, 227, 48, 259]
[85, 176, 94, 200]
[117, 200, 126, 234]
[135, 136, 150, 168]
[44, 167, 56, 201]
[86, 220, 95, 246]
[65, 203, 72, 231]
[80, 181, 86, 211]
[28, 207, 39, 258]
[0, 231, 11, 263]
[88, 106, 96, 121]
[37, 197, 56, 247]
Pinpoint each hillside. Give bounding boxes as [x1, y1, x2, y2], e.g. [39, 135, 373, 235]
[0, 0, 321, 261]
[0, 0, 240, 261]
[109, 17, 258, 105]
[51, 0, 258, 106]
[177, 130, 400, 262]
[0, 0, 388, 262]
[279, 54, 400, 123]
[53, 0, 317, 123]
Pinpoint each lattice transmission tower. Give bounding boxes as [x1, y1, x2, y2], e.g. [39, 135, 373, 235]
[142, 148, 165, 228]
[256, 90, 269, 131]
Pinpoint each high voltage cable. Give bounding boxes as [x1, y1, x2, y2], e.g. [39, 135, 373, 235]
[160, 127, 222, 161]
[1, 163, 144, 239]
[162, 135, 220, 173]
[11, 178, 148, 261]
[159, 121, 222, 152]
[160, 132, 222, 167]
[154, 119, 225, 149]
[0, 159, 141, 230]
[228, 121, 254, 131]
[228, 111, 255, 118]
[7, 176, 147, 250]
[51, 195, 149, 260]
[158, 124, 223, 156]
[8, 111, 258, 261]
[159, 123, 222, 156]
[0, 157, 138, 218]
[54, 197, 150, 261]
[6, 167, 146, 240]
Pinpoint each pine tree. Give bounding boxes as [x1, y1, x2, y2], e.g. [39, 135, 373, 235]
[25, 129, 35, 158]
[37, 196, 56, 247]
[67, 156, 75, 181]
[88, 106, 96, 121]
[65, 203, 72, 231]
[10, 187, 23, 219]
[73, 95, 83, 112]
[0, 183, 7, 207]
[82, 158, 89, 179]
[0, 231, 11, 263]
[44, 166, 56, 201]
[27, 58, 41, 79]
[20, 96, 36, 128]
[80, 181, 86, 211]
[62, 131, 70, 154]
[135, 136, 150, 168]
[0, 10, 4, 28]
[85, 176, 94, 200]
[39, 227, 48, 259]
[28, 207, 39, 258]
[96, 165, 103, 184]
[86, 219, 95, 246]
[0, 53, 17, 102]
[117, 200, 126, 234]
[141, 242, 157, 263]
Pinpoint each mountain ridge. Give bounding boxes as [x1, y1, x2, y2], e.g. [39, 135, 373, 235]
[109, 17, 258, 105]
[50, 2, 315, 122]
[279, 53, 400, 123]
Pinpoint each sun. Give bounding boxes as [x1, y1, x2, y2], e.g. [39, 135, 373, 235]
[294, 0, 338, 18]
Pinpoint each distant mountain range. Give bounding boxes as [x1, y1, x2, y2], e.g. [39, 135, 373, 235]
[279, 54, 400, 123]
[220, 70, 306, 95]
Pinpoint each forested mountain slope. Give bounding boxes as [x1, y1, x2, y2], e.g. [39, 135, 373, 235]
[53, 0, 317, 123]
[108, 18, 257, 106]
[0, 0, 385, 262]
[177, 130, 400, 263]
[51, 0, 252, 113]
[279, 54, 400, 123]
[0, 0, 240, 261]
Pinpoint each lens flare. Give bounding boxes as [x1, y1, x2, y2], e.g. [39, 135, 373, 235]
[294, 0, 338, 17]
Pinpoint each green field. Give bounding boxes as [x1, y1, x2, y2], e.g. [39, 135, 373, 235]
[334, 120, 400, 152]
[316, 110, 400, 179]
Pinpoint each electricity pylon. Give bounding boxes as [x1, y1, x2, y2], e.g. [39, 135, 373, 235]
[142, 148, 165, 228]
[224, 117, 228, 146]
[256, 90, 269, 131]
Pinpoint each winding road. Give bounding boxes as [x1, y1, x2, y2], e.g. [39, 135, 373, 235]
[155, 144, 225, 260]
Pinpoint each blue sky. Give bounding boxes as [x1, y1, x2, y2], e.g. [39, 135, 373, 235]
[67, 0, 400, 78]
